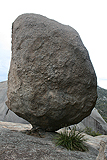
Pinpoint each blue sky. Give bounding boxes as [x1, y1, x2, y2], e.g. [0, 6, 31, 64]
[0, 44, 11, 81]
[0, 0, 107, 89]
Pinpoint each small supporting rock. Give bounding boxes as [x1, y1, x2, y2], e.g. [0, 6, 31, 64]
[21, 126, 46, 138]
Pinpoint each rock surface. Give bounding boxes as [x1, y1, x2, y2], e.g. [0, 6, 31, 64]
[96, 141, 106, 160]
[82, 108, 107, 135]
[0, 81, 7, 119]
[71, 108, 107, 135]
[0, 121, 32, 131]
[0, 121, 104, 160]
[2, 81, 106, 135]
[7, 13, 97, 131]
[0, 81, 28, 124]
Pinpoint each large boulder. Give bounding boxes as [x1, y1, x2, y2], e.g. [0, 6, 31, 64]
[6, 13, 97, 131]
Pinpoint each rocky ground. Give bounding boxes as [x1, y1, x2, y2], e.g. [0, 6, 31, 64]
[0, 121, 107, 160]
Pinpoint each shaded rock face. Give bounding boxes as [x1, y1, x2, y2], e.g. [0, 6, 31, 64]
[82, 108, 107, 135]
[0, 81, 29, 124]
[6, 13, 97, 131]
[70, 108, 107, 135]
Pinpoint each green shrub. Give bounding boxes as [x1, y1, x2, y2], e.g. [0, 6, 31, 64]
[83, 127, 101, 137]
[54, 127, 88, 152]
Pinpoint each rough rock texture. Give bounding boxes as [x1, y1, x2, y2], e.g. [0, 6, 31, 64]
[0, 121, 107, 160]
[1, 82, 106, 135]
[7, 13, 97, 131]
[0, 122, 101, 160]
[0, 81, 28, 124]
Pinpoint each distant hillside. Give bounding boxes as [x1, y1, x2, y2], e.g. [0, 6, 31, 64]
[95, 86, 107, 122]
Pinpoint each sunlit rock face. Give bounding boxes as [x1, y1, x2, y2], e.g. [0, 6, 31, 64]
[6, 13, 97, 131]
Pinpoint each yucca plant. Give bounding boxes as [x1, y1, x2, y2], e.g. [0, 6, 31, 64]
[54, 126, 88, 152]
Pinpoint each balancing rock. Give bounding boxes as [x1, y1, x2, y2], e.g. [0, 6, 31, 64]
[6, 14, 97, 131]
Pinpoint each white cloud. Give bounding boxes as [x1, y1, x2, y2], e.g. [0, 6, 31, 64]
[98, 79, 107, 90]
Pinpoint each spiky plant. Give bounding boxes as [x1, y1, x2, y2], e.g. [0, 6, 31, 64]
[54, 126, 88, 152]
